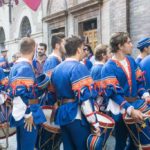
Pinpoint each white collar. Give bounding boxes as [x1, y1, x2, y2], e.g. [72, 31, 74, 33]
[49, 52, 62, 62]
[65, 58, 78, 61]
[16, 57, 31, 64]
[94, 61, 104, 65]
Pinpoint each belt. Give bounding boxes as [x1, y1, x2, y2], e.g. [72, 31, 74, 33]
[124, 97, 137, 102]
[61, 98, 75, 105]
[29, 99, 39, 105]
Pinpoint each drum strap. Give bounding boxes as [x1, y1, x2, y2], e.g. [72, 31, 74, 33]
[29, 99, 39, 105]
[124, 97, 138, 102]
[60, 99, 75, 105]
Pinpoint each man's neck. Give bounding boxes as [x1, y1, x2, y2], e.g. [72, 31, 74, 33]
[113, 50, 125, 61]
[37, 55, 45, 62]
[139, 52, 147, 59]
[21, 54, 32, 62]
[53, 49, 62, 58]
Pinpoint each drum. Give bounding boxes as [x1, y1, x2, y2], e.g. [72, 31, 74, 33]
[37, 105, 62, 150]
[0, 100, 16, 139]
[123, 100, 150, 150]
[87, 112, 115, 150]
[36, 74, 50, 90]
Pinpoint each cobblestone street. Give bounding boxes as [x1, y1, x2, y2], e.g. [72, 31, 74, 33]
[0, 135, 115, 150]
[0, 135, 16, 150]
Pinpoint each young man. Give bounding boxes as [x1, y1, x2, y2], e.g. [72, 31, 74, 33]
[51, 36, 100, 150]
[90, 44, 109, 111]
[33, 43, 47, 77]
[136, 37, 150, 65]
[42, 32, 65, 105]
[101, 32, 150, 150]
[35, 33, 65, 150]
[0, 49, 9, 70]
[8, 37, 46, 150]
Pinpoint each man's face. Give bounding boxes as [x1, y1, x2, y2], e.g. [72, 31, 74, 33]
[1, 51, 8, 57]
[37, 45, 46, 56]
[145, 46, 150, 55]
[78, 44, 85, 61]
[121, 38, 133, 55]
[59, 39, 66, 55]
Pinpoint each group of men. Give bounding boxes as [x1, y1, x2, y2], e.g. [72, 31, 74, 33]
[0, 32, 150, 150]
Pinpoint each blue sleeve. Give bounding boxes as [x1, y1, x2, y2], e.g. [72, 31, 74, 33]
[101, 64, 131, 110]
[71, 63, 95, 103]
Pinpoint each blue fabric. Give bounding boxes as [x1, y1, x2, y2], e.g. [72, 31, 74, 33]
[42, 55, 61, 105]
[101, 56, 146, 111]
[115, 118, 136, 150]
[16, 124, 37, 150]
[51, 60, 95, 126]
[137, 37, 150, 51]
[8, 61, 46, 127]
[84, 58, 93, 71]
[90, 64, 103, 81]
[61, 119, 90, 150]
[135, 57, 142, 66]
[43, 55, 61, 74]
[140, 55, 150, 90]
[0, 56, 9, 69]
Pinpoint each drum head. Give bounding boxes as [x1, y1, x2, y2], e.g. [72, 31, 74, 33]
[41, 106, 61, 134]
[96, 112, 115, 128]
[0, 123, 16, 139]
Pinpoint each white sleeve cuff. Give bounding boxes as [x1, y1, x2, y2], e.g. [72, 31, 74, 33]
[24, 112, 32, 119]
[142, 92, 150, 99]
[93, 122, 99, 128]
[127, 106, 134, 116]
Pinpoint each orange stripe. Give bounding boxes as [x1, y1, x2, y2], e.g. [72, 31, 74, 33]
[11, 79, 34, 88]
[72, 77, 93, 91]
[136, 68, 143, 79]
[101, 78, 118, 88]
[90, 135, 97, 150]
[1, 78, 8, 85]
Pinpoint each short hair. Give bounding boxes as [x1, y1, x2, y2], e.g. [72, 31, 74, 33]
[65, 36, 84, 57]
[110, 32, 129, 53]
[94, 44, 108, 61]
[51, 33, 65, 49]
[84, 44, 93, 55]
[20, 37, 35, 54]
[39, 43, 47, 51]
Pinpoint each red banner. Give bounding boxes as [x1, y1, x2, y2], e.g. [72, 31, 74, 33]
[23, 0, 41, 11]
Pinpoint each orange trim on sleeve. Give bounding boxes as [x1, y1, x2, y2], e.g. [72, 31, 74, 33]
[48, 83, 55, 92]
[101, 78, 119, 88]
[11, 79, 34, 88]
[72, 77, 93, 91]
[46, 71, 52, 77]
[1, 78, 8, 85]
[136, 68, 143, 79]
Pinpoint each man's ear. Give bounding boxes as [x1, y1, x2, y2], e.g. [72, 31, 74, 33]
[55, 43, 60, 49]
[118, 43, 123, 50]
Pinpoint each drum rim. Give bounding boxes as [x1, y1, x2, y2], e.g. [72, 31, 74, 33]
[123, 104, 148, 124]
[0, 124, 16, 139]
[96, 112, 115, 128]
[41, 105, 61, 134]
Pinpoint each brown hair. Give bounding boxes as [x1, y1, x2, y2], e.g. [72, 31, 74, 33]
[110, 32, 129, 53]
[20, 37, 35, 54]
[94, 44, 108, 61]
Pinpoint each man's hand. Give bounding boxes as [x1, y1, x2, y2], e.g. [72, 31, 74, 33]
[24, 115, 35, 132]
[130, 109, 144, 122]
[91, 125, 101, 136]
[144, 96, 150, 104]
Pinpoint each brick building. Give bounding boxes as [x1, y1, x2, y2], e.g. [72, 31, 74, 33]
[0, 0, 150, 59]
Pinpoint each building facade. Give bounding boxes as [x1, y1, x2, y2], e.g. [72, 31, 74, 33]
[0, 0, 150, 60]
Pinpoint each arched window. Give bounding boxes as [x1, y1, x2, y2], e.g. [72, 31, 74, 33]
[20, 16, 32, 38]
[0, 27, 5, 51]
